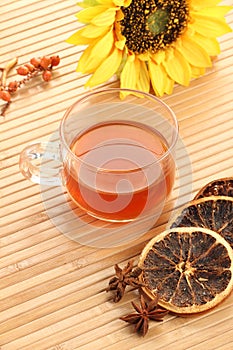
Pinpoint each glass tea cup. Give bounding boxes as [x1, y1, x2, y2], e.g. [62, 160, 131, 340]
[20, 88, 178, 223]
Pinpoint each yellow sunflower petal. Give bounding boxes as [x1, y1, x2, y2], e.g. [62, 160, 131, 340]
[81, 23, 109, 38]
[193, 33, 220, 56]
[136, 60, 150, 93]
[79, 0, 99, 8]
[178, 36, 212, 67]
[91, 7, 118, 26]
[90, 28, 114, 57]
[77, 6, 107, 23]
[190, 65, 206, 78]
[138, 52, 150, 61]
[197, 6, 232, 18]
[85, 47, 122, 87]
[77, 44, 96, 73]
[113, 0, 131, 6]
[77, 29, 114, 73]
[190, 0, 224, 9]
[152, 50, 166, 65]
[66, 28, 94, 45]
[115, 8, 124, 21]
[191, 12, 232, 37]
[114, 0, 132, 7]
[114, 21, 126, 49]
[148, 60, 166, 96]
[163, 49, 191, 86]
[113, 0, 124, 5]
[115, 38, 126, 50]
[120, 53, 140, 91]
[164, 76, 174, 95]
[98, 0, 115, 5]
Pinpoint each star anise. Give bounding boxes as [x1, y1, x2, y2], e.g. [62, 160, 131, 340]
[120, 294, 168, 337]
[106, 259, 143, 302]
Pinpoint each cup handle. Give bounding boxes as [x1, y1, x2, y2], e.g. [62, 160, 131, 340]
[19, 142, 62, 186]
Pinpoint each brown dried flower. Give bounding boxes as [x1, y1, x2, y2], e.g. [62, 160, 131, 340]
[120, 294, 168, 337]
[106, 259, 144, 303]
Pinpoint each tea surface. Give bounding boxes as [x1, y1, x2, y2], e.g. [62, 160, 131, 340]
[65, 120, 175, 221]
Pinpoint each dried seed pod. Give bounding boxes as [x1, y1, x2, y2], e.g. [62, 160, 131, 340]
[40, 56, 51, 69]
[0, 90, 11, 102]
[8, 81, 18, 93]
[25, 63, 35, 72]
[42, 70, 52, 82]
[50, 55, 60, 67]
[30, 57, 41, 68]
[17, 65, 29, 76]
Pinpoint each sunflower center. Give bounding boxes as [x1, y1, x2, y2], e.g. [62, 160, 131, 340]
[120, 0, 189, 54]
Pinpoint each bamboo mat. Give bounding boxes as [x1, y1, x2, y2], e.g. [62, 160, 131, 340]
[1, 0, 233, 349]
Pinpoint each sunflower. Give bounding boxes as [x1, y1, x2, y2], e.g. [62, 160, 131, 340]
[67, 0, 232, 96]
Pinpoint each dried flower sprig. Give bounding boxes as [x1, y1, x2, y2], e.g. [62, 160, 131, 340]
[0, 55, 60, 116]
[120, 294, 168, 337]
[106, 259, 144, 303]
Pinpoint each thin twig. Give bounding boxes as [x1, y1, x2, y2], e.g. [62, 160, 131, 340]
[0, 57, 18, 87]
[18, 70, 40, 87]
[1, 101, 11, 117]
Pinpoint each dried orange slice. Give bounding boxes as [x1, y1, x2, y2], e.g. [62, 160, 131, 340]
[169, 196, 233, 249]
[194, 177, 233, 200]
[138, 227, 233, 314]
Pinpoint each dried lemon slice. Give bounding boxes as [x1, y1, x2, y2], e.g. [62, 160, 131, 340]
[170, 196, 233, 249]
[194, 177, 233, 200]
[138, 227, 233, 314]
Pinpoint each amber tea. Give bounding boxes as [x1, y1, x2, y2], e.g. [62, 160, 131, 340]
[64, 120, 175, 222]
